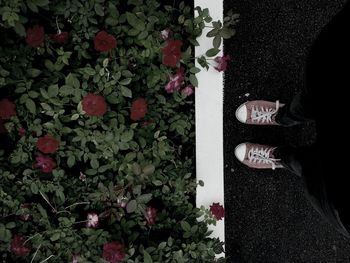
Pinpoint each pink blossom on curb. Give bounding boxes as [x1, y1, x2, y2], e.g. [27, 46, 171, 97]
[181, 85, 194, 97]
[165, 68, 185, 93]
[86, 213, 99, 228]
[214, 55, 231, 72]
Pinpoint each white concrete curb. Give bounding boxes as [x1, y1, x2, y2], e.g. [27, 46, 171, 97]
[195, 0, 225, 255]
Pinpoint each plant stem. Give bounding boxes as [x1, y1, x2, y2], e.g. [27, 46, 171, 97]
[30, 244, 42, 263]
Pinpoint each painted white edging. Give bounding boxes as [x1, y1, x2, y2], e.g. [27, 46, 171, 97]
[195, 0, 225, 255]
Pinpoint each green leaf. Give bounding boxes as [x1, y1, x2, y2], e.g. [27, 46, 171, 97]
[50, 232, 60, 242]
[213, 35, 222, 49]
[94, 3, 104, 16]
[6, 222, 16, 229]
[178, 15, 185, 24]
[59, 85, 73, 96]
[121, 130, 134, 142]
[181, 221, 191, 232]
[33, 0, 49, 7]
[48, 84, 59, 97]
[126, 12, 145, 31]
[40, 103, 52, 111]
[67, 156, 75, 168]
[142, 164, 155, 176]
[103, 58, 109, 68]
[152, 180, 163, 186]
[190, 67, 201, 74]
[71, 113, 79, 120]
[144, 251, 153, 263]
[106, 17, 118, 26]
[189, 74, 198, 87]
[30, 182, 39, 194]
[37, 204, 48, 219]
[14, 22, 26, 37]
[28, 91, 39, 98]
[137, 193, 152, 203]
[205, 48, 220, 57]
[121, 86, 132, 98]
[90, 158, 99, 169]
[212, 21, 222, 29]
[126, 200, 137, 213]
[27, 2, 38, 12]
[25, 99, 36, 114]
[132, 163, 141, 175]
[128, 28, 140, 36]
[15, 87, 26, 93]
[206, 28, 218, 38]
[85, 169, 97, 176]
[66, 74, 80, 89]
[220, 27, 236, 39]
[0, 226, 11, 242]
[27, 68, 41, 77]
[120, 78, 132, 85]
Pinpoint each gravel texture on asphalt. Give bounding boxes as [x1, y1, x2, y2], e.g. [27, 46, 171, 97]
[223, 0, 350, 262]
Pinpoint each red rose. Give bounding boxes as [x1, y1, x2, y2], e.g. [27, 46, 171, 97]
[25, 25, 45, 48]
[33, 153, 57, 173]
[214, 55, 231, 72]
[162, 40, 183, 67]
[94, 31, 117, 52]
[82, 94, 107, 117]
[0, 99, 16, 120]
[36, 135, 60, 154]
[145, 206, 157, 225]
[210, 202, 225, 220]
[10, 235, 31, 257]
[51, 31, 69, 43]
[130, 98, 148, 121]
[102, 242, 126, 263]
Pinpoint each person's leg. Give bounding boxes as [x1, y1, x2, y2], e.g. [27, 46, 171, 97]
[275, 89, 316, 127]
[235, 89, 316, 127]
[235, 142, 350, 238]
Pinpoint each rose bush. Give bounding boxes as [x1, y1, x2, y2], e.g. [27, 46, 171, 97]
[0, 0, 239, 262]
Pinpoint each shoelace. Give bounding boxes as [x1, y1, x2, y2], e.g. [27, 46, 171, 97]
[251, 100, 280, 124]
[247, 146, 281, 170]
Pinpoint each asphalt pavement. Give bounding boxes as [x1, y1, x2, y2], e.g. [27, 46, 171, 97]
[223, 0, 350, 262]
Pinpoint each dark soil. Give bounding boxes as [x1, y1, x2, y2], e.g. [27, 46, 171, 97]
[223, 0, 350, 262]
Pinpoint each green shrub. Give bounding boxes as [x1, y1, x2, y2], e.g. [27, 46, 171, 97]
[0, 0, 238, 262]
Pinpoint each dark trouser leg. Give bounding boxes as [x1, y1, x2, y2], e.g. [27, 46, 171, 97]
[277, 145, 350, 239]
[275, 89, 316, 127]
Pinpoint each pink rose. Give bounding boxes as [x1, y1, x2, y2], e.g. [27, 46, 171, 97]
[33, 153, 57, 173]
[165, 68, 185, 93]
[214, 55, 231, 72]
[86, 213, 99, 228]
[181, 85, 194, 97]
